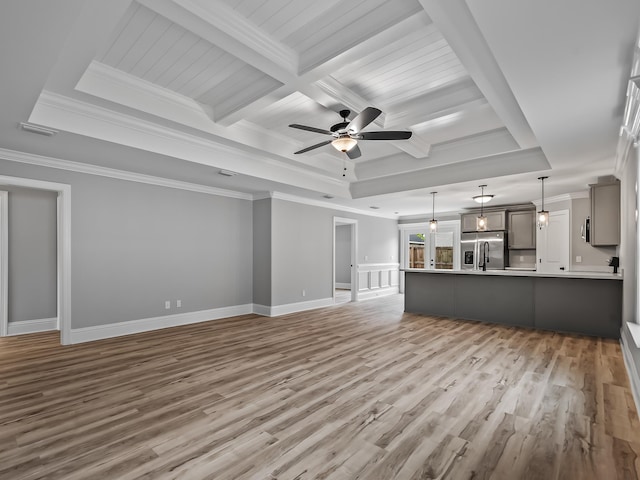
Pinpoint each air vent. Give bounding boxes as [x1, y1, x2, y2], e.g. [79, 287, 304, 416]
[323, 194, 334, 199]
[369, 206, 380, 210]
[218, 169, 237, 177]
[19, 122, 58, 137]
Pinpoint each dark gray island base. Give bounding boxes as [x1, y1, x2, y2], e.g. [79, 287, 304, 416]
[404, 270, 623, 338]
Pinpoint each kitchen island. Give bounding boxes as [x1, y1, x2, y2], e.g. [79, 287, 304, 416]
[404, 269, 623, 338]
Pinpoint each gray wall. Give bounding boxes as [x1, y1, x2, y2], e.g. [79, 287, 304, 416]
[0, 159, 253, 329]
[270, 198, 399, 306]
[253, 198, 271, 306]
[271, 199, 334, 305]
[6, 187, 57, 322]
[335, 224, 351, 285]
[570, 197, 616, 269]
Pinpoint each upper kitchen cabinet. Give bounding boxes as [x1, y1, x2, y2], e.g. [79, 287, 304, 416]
[508, 210, 536, 249]
[461, 211, 505, 232]
[590, 181, 620, 246]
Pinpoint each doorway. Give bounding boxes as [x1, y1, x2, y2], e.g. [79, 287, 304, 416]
[333, 217, 357, 303]
[0, 175, 70, 344]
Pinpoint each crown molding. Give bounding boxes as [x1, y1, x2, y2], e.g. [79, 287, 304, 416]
[32, 91, 350, 197]
[0, 147, 253, 200]
[531, 191, 588, 207]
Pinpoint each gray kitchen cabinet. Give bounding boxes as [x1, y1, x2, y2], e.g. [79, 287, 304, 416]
[590, 182, 620, 246]
[508, 210, 536, 249]
[461, 211, 505, 231]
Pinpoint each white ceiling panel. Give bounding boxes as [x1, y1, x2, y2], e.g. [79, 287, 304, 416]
[332, 26, 468, 108]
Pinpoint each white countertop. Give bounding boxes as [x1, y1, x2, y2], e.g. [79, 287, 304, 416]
[402, 268, 623, 280]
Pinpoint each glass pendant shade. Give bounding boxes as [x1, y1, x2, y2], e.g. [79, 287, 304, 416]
[473, 194, 494, 204]
[537, 176, 549, 229]
[477, 215, 488, 231]
[476, 185, 488, 231]
[331, 137, 357, 152]
[429, 192, 438, 232]
[538, 210, 549, 228]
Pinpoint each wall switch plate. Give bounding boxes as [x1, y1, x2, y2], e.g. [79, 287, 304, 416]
[165, 301, 171, 309]
[519, 256, 524, 261]
[302, 289, 306, 297]
[576, 256, 582, 263]
[176, 300, 182, 308]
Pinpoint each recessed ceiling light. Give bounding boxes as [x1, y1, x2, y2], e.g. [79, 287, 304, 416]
[19, 122, 58, 137]
[218, 169, 237, 177]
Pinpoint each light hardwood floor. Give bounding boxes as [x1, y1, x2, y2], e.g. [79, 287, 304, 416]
[1, 294, 639, 479]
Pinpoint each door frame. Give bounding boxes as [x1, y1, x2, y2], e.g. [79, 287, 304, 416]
[0, 191, 7, 337]
[333, 217, 358, 303]
[0, 176, 71, 344]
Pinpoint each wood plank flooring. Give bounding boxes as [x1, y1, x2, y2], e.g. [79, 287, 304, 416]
[1, 294, 639, 479]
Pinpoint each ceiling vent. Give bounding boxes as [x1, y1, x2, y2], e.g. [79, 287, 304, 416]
[19, 122, 58, 137]
[218, 169, 238, 177]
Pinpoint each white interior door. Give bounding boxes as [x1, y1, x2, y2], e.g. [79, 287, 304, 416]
[429, 223, 460, 270]
[537, 210, 570, 273]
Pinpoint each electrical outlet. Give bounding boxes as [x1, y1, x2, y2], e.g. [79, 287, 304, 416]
[364, 255, 368, 261]
[576, 255, 582, 263]
[176, 300, 182, 308]
[519, 256, 524, 261]
[302, 289, 306, 297]
[164, 300, 171, 310]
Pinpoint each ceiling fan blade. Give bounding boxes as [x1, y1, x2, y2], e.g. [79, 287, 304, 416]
[289, 124, 333, 135]
[294, 140, 332, 154]
[346, 107, 382, 134]
[346, 144, 361, 159]
[357, 131, 413, 140]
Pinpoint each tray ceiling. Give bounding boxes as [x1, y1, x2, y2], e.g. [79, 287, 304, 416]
[6, 0, 638, 216]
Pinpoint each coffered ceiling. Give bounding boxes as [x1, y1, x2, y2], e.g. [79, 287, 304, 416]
[2, 0, 639, 216]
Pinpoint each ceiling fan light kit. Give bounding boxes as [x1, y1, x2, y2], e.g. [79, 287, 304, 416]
[289, 107, 412, 161]
[332, 136, 357, 152]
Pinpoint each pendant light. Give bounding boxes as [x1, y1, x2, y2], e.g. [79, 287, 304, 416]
[429, 192, 438, 232]
[537, 176, 549, 228]
[476, 185, 488, 231]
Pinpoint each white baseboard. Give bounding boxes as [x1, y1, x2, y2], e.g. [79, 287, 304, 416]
[7, 317, 57, 336]
[254, 297, 335, 317]
[621, 327, 640, 420]
[69, 304, 253, 344]
[252, 304, 271, 316]
[356, 286, 399, 301]
[335, 283, 351, 290]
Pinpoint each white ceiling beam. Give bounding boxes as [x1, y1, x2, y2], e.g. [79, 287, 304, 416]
[390, 134, 432, 159]
[136, 0, 297, 84]
[355, 128, 521, 181]
[418, 0, 538, 149]
[350, 147, 550, 198]
[211, 11, 434, 126]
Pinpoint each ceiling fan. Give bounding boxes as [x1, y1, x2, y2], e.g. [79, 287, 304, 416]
[288, 107, 412, 159]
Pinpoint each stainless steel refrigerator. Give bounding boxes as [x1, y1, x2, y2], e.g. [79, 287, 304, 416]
[460, 231, 506, 271]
